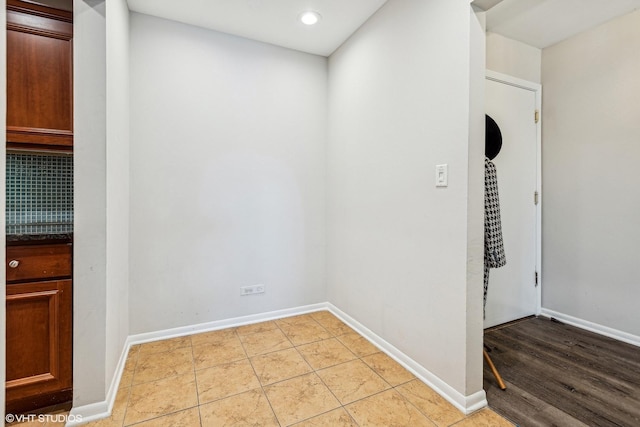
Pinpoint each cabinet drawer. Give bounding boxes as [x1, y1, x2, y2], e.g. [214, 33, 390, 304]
[6, 244, 72, 282]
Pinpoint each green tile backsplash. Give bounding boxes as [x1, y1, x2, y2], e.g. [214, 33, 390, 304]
[6, 152, 73, 235]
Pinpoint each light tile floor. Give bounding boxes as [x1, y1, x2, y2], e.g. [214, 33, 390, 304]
[11, 311, 515, 426]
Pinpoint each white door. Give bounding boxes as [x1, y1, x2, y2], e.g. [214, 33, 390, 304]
[484, 76, 539, 328]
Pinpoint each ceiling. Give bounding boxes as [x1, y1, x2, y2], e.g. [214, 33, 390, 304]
[481, 0, 640, 48]
[126, 0, 388, 57]
[127, 0, 640, 55]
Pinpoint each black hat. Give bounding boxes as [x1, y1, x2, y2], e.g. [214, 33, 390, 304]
[485, 115, 502, 160]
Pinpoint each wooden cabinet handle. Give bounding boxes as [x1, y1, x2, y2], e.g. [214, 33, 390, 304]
[9, 260, 20, 268]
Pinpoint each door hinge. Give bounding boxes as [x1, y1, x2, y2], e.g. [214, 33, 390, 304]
[535, 271, 539, 287]
[535, 109, 539, 124]
[534, 191, 539, 205]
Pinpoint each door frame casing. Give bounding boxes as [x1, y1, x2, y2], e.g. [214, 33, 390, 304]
[485, 70, 542, 316]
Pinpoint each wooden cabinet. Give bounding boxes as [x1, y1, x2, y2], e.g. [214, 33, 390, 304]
[5, 243, 72, 414]
[6, 0, 73, 151]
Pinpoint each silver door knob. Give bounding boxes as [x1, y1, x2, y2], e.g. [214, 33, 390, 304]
[8, 260, 20, 268]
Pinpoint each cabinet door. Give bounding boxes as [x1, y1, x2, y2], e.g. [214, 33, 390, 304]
[6, 0, 73, 150]
[5, 279, 72, 412]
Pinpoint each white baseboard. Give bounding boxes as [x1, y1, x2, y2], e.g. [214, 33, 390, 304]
[540, 308, 640, 348]
[66, 400, 108, 426]
[68, 301, 486, 424]
[327, 303, 487, 415]
[67, 339, 132, 426]
[127, 303, 328, 346]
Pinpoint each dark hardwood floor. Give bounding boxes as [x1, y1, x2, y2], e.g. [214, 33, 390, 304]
[483, 317, 640, 427]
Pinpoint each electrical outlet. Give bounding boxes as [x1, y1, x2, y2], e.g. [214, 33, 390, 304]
[241, 284, 265, 296]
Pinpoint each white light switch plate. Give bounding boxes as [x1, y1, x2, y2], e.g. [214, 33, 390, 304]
[436, 164, 448, 187]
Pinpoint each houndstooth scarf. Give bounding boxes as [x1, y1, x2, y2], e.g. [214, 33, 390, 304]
[484, 157, 506, 313]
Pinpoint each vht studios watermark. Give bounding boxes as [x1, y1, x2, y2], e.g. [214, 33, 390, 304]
[5, 413, 83, 424]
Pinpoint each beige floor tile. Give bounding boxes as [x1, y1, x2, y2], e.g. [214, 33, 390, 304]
[275, 314, 317, 328]
[119, 347, 141, 389]
[279, 321, 332, 346]
[124, 373, 198, 426]
[133, 346, 194, 384]
[195, 359, 261, 404]
[310, 312, 353, 336]
[119, 371, 133, 391]
[451, 409, 514, 426]
[44, 415, 70, 427]
[199, 388, 278, 427]
[138, 336, 192, 356]
[250, 347, 312, 386]
[336, 332, 379, 357]
[82, 404, 122, 426]
[396, 379, 465, 426]
[297, 338, 356, 370]
[110, 386, 131, 422]
[346, 389, 436, 427]
[362, 352, 415, 386]
[239, 328, 293, 357]
[192, 337, 247, 370]
[6, 417, 44, 427]
[83, 417, 123, 427]
[308, 310, 335, 322]
[44, 420, 67, 427]
[317, 359, 390, 404]
[190, 328, 237, 347]
[236, 321, 278, 336]
[291, 408, 358, 426]
[131, 407, 201, 427]
[264, 372, 341, 426]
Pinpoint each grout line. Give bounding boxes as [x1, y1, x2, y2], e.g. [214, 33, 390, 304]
[123, 406, 200, 427]
[188, 337, 200, 409]
[119, 345, 141, 426]
[185, 335, 202, 427]
[238, 325, 283, 426]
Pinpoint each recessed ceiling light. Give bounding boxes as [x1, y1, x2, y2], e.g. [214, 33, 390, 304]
[299, 11, 321, 26]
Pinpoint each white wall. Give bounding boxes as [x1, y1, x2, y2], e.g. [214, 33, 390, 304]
[327, 0, 483, 403]
[466, 7, 486, 396]
[486, 32, 541, 83]
[541, 9, 640, 336]
[74, 0, 108, 406]
[105, 0, 130, 392]
[129, 13, 327, 334]
[74, 0, 130, 409]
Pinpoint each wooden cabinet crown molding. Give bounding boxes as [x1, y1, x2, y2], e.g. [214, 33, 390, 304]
[7, 0, 72, 23]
